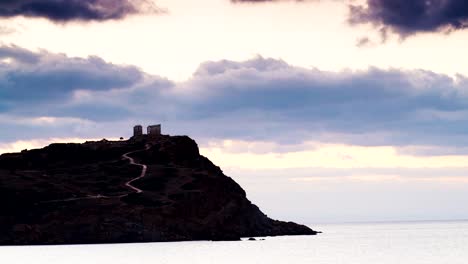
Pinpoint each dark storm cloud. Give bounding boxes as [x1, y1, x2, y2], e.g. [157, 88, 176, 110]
[349, 0, 468, 36]
[231, 0, 468, 37]
[0, 0, 157, 22]
[3, 47, 468, 153]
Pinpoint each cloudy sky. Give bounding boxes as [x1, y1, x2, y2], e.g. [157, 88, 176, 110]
[2, 0, 468, 223]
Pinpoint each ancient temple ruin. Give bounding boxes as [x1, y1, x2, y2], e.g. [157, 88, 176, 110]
[133, 125, 143, 137]
[147, 124, 161, 136]
[133, 124, 161, 137]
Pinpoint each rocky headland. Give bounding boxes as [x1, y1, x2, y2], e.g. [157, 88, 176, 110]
[0, 134, 318, 245]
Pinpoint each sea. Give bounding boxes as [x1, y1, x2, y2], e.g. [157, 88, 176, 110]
[2, 220, 468, 264]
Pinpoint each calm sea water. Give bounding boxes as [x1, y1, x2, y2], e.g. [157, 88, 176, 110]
[2, 221, 468, 264]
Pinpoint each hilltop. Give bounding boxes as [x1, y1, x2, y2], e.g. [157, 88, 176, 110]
[0, 134, 318, 245]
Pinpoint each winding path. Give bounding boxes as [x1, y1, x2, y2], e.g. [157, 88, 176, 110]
[121, 144, 151, 194]
[39, 144, 151, 204]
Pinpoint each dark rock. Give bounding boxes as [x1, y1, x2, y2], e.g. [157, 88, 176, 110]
[248, 237, 256, 241]
[0, 134, 319, 245]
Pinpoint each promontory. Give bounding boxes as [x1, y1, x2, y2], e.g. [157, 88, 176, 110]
[0, 127, 318, 245]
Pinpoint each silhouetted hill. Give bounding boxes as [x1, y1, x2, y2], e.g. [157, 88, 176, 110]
[0, 134, 318, 245]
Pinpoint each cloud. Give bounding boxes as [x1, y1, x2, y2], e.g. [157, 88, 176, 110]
[0, 46, 171, 141]
[0, 45, 145, 107]
[355, 36, 375, 48]
[349, 0, 468, 37]
[0, 0, 158, 22]
[0, 26, 14, 35]
[3, 46, 468, 154]
[230, 0, 468, 37]
[171, 56, 468, 149]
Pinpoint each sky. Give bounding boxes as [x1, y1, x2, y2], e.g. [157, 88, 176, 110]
[1, 0, 468, 223]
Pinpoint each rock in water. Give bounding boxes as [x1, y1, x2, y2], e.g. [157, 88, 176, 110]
[0, 134, 319, 245]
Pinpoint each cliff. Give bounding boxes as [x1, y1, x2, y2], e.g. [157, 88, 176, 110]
[0, 134, 318, 245]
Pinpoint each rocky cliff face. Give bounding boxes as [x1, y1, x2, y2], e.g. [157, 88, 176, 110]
[0, 135, 318, 245]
